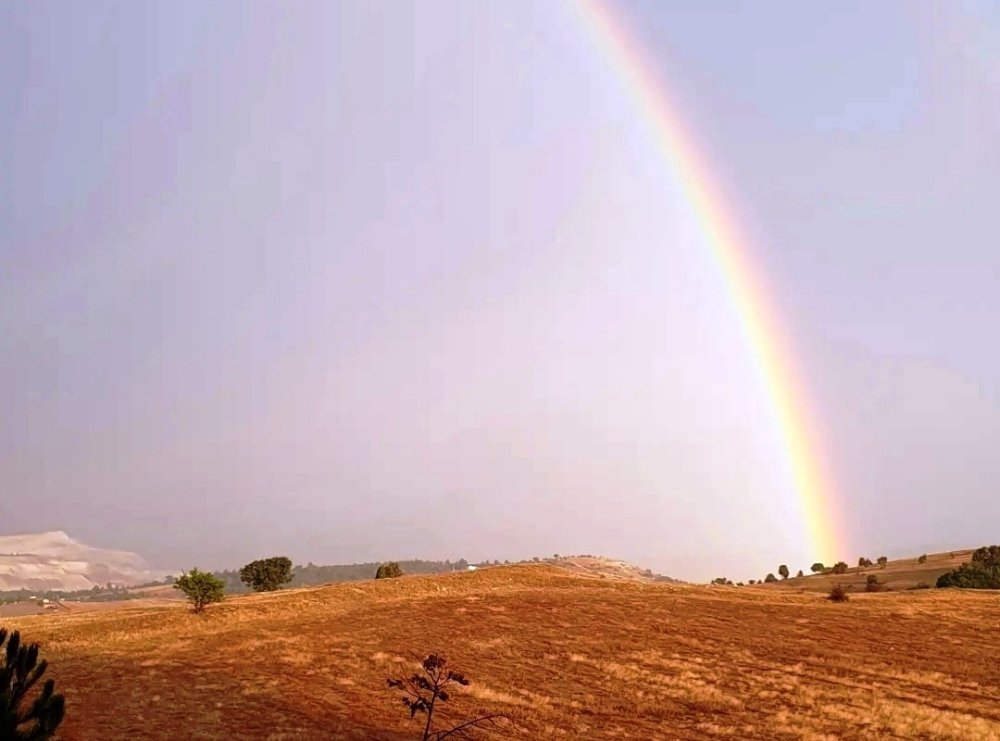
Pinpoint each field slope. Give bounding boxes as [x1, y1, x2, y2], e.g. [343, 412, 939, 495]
[9, 564, 1000, 740]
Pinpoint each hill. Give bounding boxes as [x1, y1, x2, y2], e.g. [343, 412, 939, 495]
[766, 549, 973, 593]
[0, 531, 162, 591]
[8, 563, 999, 739]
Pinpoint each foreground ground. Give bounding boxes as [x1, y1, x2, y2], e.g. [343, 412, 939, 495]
[9, 565, 1000, 740]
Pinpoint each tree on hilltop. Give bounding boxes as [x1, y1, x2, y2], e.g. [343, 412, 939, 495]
[764, 573, 778, 583]
[810, 563, 825, 574]
[778, 565, 789, 580]
[375, 562, 403, 580]
[239, 556, 294, 593]
[174, 568, 225, 613]
[877, 556, 888, 567]
[796, 569, 804, 578]
[936, 545, 1000, 589]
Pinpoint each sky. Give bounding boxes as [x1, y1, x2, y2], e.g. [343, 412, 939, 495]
[2, 1, 997, 582]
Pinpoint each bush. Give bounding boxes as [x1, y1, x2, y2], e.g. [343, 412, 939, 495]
[865, 574, 882, 593]
[375, 562, 403, 580]
[174, 569, 225, 613]
[796, 570, 804, 578]
[778, 565, 789, 580]
[239, 557, 294, 593]
[810, 563, 825, 574]
[918, 554, 927, 564]
[1, 628, 65, 738]
[387, 655, 509, 740]
[936, 546, 1000, 589]
[858, 557, 872, 567]
[827, 584, 850, 602]
[877, 556, 888, 567]
[831, 562, 849, 575]
[764, 573, 778, 583]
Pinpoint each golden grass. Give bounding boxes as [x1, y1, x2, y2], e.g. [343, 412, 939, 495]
[8, 564, 1000, 739]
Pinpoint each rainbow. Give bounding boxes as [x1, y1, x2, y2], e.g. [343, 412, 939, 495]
[571, 0, 844, 562]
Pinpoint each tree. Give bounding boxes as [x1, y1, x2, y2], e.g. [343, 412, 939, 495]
[917, 554, 928, 564]
[239, 557, 294, 593]
[796, 570, 804, 578]
[877, 556, 888, 567]
[865, 574, 882, 593]
[936, 546, 1000, 589]
[1, 629, 65, 739]
[810, 563, 825, 574]
[375, 562, 403, 580]
[778, 565, 789, 580]
[387, 655, 509, 740]
[764, 573, 778, 583]
[858, 557, 872, 568]
[174, 568, 225, 613]
[831, 562, 849, 575]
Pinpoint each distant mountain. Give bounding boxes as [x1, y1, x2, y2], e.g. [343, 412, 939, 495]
[0, 531, 161, 591]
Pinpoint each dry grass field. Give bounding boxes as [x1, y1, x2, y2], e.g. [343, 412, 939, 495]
[8, 563, 1000, 740]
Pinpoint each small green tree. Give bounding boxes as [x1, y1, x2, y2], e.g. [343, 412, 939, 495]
[796, 569, 804, 578]
[877, 556, 888, 567]
[810, 562, 825, 574]
[174, 568, 225, 613]
[858, 557, 872, 567]
[865, 574, 882, 593]
[936, 547, 1000, 589]
[917, 554, 928, 564]
[239, 556, 293, 593]
[778, 565, 789, 580]
[764, 573, 777, 583]
[375, 562, 403, 580]
[831, 562, 849, 575]
[387, 654, 508, 740]
[1, 628, 65, 739]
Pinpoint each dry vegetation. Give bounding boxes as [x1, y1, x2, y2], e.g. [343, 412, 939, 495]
[8, 563, 1000, 740]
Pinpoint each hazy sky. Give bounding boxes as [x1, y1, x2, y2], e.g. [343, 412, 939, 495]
[2, 1, 997, 581]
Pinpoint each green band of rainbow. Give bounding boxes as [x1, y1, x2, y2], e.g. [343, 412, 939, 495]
[572, 0, 844, 562]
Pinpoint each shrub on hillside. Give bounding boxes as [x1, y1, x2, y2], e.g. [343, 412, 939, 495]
[796, 570, 804, 578]
[387, 654, 509, 740]
[936, 547, 1000, 590]
[1, 628, 65, 739]
[918, 554, 928, 564]
[764, 573, 777, 583]
[827, 584, 850, 602]
[858, 557, 873, 568]
[865, 575, 883, 593]
[877, 556, 888, 567]
[831, 562, 849, 575]
[375, 562, 403, 580]
[778, 565, 789, 580]
[174, 569, 225, 613]
[239, 556, 294, 593]
[810, 563, 825, 574]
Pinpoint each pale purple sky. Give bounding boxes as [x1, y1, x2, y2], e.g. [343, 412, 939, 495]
[2, 1, 997, 581]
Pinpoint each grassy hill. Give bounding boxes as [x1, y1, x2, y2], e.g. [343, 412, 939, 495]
[766, 549, 974, 593]
[8, 562, 1000, 739]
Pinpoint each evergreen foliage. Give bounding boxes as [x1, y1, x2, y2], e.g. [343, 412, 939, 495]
[375, 562, 403, 580]
[174, 569, 225, 613]
[778, 565, 789, 580]
[0, 629, 65, 739]
[936, 546, 1000, 589]
[239, 557, 294, 593]
[810, 563, 825, 573]
[831, 562, 849, 575]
